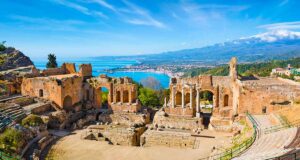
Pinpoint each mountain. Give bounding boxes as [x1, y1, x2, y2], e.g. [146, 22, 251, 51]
[0, 47, 34, 71]
[132, 30, 300, 65]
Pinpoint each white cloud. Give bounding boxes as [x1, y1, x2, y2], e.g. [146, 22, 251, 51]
[121, 0, 166, 28]
[52, 0, 108, 19]
[243, 29, 300, 42]
[83, 0, 166, 28]
[258, 21, 300, 30]
[90, 0, 118, 13]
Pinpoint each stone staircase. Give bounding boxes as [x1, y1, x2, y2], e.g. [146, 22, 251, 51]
[234, 115, 297, 160]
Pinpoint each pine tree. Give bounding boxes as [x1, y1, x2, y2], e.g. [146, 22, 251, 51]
[46, 53, 58, 68]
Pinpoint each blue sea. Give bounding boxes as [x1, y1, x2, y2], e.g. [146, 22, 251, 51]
[32, 57, 170, 89]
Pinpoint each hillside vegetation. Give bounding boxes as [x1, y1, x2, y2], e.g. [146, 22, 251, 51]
[184, 57, 300, 77]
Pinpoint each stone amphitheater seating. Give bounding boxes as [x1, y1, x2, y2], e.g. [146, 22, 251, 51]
[0, 105, 26, 131]
[285, 128, 300, 148]
[0, 113, 12, 131]
[234, 115, 297, 160]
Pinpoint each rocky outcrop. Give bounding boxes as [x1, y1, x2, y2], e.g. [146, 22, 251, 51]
[0, 47, 34, 71]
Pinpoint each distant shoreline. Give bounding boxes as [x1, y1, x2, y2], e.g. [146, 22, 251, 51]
[103, 68, 183, 78]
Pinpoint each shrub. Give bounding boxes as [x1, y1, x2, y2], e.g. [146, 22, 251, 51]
[0, 128, 24, 153]
[21, 114, 44, 127]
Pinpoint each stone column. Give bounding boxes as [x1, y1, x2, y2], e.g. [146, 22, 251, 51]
[129, 89, 132, 104]
[113, 89, 116, 103]
[196, 88, 200, 118]
[189, 86, 193, 109]
[172, 86, 176, 108]
[181, 87, 185, 108]
[164, 97, 167, 107]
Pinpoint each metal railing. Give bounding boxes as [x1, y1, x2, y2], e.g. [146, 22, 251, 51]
[264, 119, 300, 134]
[198, 113, 258, 160]
[266, 149, 300, 160]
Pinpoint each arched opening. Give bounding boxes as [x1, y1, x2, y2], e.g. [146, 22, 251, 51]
[116, 91, 121, 102]
[200, 90, 214, 129]
[39, 89, 43, 97]
[175, 92, 182, 106]
[63, 95, 73, 110]
[224, 94, 229, 107]
[123, 90, 129, 103]
[100, 87, 109, 109]
[185, 93, 190, 104]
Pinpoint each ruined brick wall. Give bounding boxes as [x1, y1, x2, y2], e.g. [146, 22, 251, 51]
[110, 103, 141, 113]
[153, 111, 203, 130]
[62, 63, 76, 74]
[140, 130, 196, 148]
[98, 112, 149, 126]
[42, 68, 65, 76]
[22, 77, 62, 106]
[237, 78, 300, 114]
[164, 107, 195, 117]
[79, 64, 92, 78]
[167, 75, 233, 118]
[88, 126, 145, 146]
[88, 75, 140, 112]
[21, 76, 84, 109]
[60, 76, 83, 110]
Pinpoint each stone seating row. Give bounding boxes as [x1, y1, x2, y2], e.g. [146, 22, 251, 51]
[234, 115, 297, 160]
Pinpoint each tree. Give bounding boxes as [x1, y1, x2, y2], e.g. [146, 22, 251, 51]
[0, 41, 6, 51]
[138, 87, 160, 108]
[21, 114, 44, 127]
[46, 53, 58, 68]
[140, 77, 162, 90]
[101, 90, 108, 105]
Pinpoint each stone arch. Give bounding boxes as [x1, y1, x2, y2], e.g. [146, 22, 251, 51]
[123, 90, 129, 103]
[224, 94, 229, 107]
[200, 90, 214, 105]
[175, 92, 182, 106]
[200, 90, 214, 129]
[99, 87, 109, 109]
[39, 89, 43, 97]
[63, 95, 73, 110]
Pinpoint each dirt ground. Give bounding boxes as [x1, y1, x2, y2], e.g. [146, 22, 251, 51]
[45, 129, 232, 160]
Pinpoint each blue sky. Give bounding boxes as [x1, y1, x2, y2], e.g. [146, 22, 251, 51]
[1, 0, 300, 58]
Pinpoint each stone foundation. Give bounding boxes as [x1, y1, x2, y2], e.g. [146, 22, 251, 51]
[98, 112, 150, 126]
[153, 110, 203, 130]
[140, 129, 198, 149]
[86, 125, 146, 146]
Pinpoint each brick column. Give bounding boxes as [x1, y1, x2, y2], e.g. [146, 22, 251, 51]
[129, 89, 132, 104]
[182, 87, 185, 108]
[172, 86, 176, 108]
[190, 86, 193, 109]
[196, 88, 200, 118]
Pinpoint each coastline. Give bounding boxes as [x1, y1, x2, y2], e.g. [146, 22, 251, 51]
[104, 68, 184, 78]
